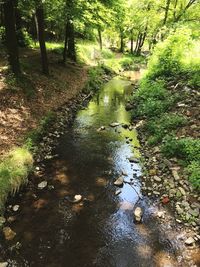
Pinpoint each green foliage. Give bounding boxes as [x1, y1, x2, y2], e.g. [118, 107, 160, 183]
[84, 65, 105, 93]
[130, 78, 177, 118]
[147, 28, 192, 79]
[17, 28, 33, 47]
[187, 161, 200, 189]
[0, 148, 33, 214]
[161, 136, 200, 162]
[161, 136, 200, 188]
[0, 26, 5, 45]
[146, 114, 187, 145]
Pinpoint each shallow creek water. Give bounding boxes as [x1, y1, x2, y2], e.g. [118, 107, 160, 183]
[1, 72, 190, 266]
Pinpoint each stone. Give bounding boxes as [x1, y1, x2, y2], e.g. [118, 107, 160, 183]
[0, 263, 8, 267]
[13, 205, 20, 212]
[73, 195, 82, 203]
[154, 176, 161, 182]
[134, 207, 143, 223]
[114, 177, 124, 186]
[110, 122, 120, 127]
[176, 205, 184, 215]
[172, 169, 180, 181]
[38, 181, 48, 189]
[149, 169, 157, 176]
[128, 157, 139, 163]
[185, 237, 195, 245]
[115, 189, 122, 196]
[97, 126, 105, 131]
[3, 227, 16, 241]
[178, 187, 186, 196]
[0, 217, 6, 227]
[157, 211, 165, 218]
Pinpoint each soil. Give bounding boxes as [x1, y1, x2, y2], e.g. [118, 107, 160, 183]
[0, 48, 88, 158]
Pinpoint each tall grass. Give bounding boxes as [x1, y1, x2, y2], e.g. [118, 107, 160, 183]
[0, 148, 33, 214]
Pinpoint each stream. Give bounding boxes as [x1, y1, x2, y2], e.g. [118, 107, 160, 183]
[1, 72, 190, 266]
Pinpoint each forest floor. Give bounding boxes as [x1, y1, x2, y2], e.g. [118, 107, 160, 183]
[0, 48, 88, 158]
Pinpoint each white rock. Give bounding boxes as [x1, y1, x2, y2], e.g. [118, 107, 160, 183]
[185, 237, 195, 245]
[38, 181, 48, 189]
[110, 122, 120, 127]
[73, 195, 82, 203]
[0, 263, 8, 267]
[13, 205, 20, 212]
[157, 211, 165, 218]
[114, 177, 124, 186]
[134, 207, 143, 223]
[115, 189, 122, 196]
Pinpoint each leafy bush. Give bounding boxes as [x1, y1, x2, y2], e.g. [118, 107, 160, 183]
[146, 114, 187, 145]
[187, 161, 200, 189]
[147, 27, 192, 79]
[162, 136, 200, 162]
[0, 26, 5, 45]
[17, 28, 33, 47]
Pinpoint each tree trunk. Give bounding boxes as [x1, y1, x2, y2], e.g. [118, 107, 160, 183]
[67, 19, 76, 62]
[0, 4, 4, 26]
[131, 36, 134, 54]
[98, 27, 102, 50]
[163, 0, 171, 25]
[120, 30, 124, 53]
[63, 22, 69, 64]
[3, 0, 20, 75]
[36, 4, 49, 75]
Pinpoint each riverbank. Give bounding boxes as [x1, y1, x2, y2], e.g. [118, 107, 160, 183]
[0, 48, 113, 217]
[126, 68, 200, 263]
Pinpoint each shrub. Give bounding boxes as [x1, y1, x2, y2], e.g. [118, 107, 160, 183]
[0, 26, 5, 46]
[147, 27, 192, 79]
[187, 161, 200, 189]
[146, 114, 187, 145]
[17, 28, 33, 47]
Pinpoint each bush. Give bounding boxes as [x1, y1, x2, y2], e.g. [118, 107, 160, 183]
[146, 114, 187, 145]
[162, 136, 200, 162]
[187, 161, 200, 189]
[0, 26, 5, 46]
[147, 27, 192, 79]
[17, 28, 33, 47]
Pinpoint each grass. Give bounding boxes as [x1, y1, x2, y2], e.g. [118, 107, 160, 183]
[0, 147, 33, 214]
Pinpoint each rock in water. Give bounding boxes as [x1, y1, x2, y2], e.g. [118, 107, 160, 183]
[185, 237, 195, 245]
[110, 122, 120, 127]
[13, 205, 20, 212]
[3, 227, 16, 241]
[38, 181, 48, 189]
[73, 195, 82, 203]
[0, 263, 8, 267]
[114, 177, 124, 186]
[134, 207, 143, 223]
[115, 189, 122, 196]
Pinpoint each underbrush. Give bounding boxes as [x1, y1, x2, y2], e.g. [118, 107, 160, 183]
[161, 136, 200, 189]
[145, 114, 187, 145]
[130, 27, 200, 189]
[0, 148, 33, 214]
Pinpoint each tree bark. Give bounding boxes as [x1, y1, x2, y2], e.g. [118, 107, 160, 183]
[98, 27, 102, 50]
[163, 0, 171, 25]
[67, 19, 76, 62]
[36, 3, 49, 75]
[63, 22, 69, 64]
[3, 0, 20, 75]
[120, 29, 124, 53]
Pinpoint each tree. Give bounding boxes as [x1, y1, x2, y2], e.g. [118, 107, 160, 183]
[3, 0, 20, 75]
[35, 1, 49, 75]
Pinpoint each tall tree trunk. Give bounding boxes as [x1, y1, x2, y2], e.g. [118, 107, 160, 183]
[36, 3, 49, 75]
[163, 0, 171, 25]
[134, 32, 140, 54]
[63, 22, 69, 64]
[98, 27, 102, 50]
[3, 0, 20, 75]
[131, 36, 134, 54]
[67, 19, 76, 62]
[0, 4, 4, 26]
[120, 30, 124, 53]
[173, 0, 178, 20]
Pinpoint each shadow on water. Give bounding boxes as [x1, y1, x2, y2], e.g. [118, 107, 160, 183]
[0, 71, 189, 266]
